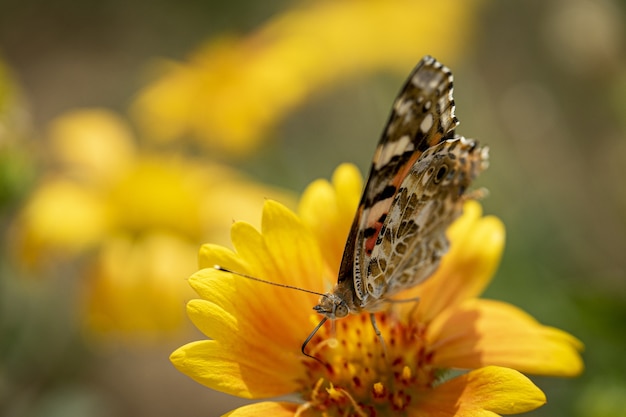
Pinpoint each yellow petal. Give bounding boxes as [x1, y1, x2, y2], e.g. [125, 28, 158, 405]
[230, 220, 279, 280]
[186, 299, 237, 341]
[170, 341, 299, 398]
[183, 293, 306, 382]
[427, 299, 584, 377]
[331, 163, 363, 221]
[223, 401, 298, 417]
[298, 163, 362, 275]
[189, 268, 237, 309]
[175, 200, 326, 401]
[187, 267, 315, 357]
[260, 199, 326, 292]
[415, 366, 546, 416]
[198, 242, 248, 271]
[299, 177, 343, 272]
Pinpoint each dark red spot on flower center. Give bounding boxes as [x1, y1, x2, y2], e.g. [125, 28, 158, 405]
[299, 312, 436, 416]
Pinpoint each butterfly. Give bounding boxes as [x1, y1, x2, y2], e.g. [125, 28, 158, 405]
[306, 56, 489, 353]
[215, 56, 488, 360]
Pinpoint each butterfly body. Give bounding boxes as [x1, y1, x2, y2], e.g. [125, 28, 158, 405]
[313, 56, 488, 322]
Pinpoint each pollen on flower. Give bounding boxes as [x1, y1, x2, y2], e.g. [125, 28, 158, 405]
[298, 311, 435, 415]
[391, 390, 409, 410]
[401, 366, 412, 383]
[326, 383, 343, 401]
[372, 382, 385, 398]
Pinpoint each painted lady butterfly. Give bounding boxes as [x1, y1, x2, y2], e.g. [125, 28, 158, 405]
[216, 56, 488, 359]
[307, 56, 489, 352]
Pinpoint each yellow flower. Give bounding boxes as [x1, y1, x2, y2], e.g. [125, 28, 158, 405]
[132, 0, 487, 154]
[13, 108, 295, 342]
[171, 164, 583, 416]
[84, 231, 199, 341]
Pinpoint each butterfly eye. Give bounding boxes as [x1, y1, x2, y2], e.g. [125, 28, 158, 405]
[335, 302, 349, 318]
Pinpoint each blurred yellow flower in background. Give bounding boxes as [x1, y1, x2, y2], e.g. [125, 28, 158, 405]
[131, 0, 487, 155]
[84, 231, 198, 341]
[172, 165, 583, 416]
[12, 108, 295, 343]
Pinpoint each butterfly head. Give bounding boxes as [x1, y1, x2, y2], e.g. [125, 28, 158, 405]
[313, 292, 351, 319]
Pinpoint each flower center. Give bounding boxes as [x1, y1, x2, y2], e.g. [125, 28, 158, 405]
[297, 311, 436, 416]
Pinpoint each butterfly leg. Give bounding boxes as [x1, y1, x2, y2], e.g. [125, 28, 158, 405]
[462, 186, 489, 201]
[369, 313, 388, 359]
[385, 295, 422, 317]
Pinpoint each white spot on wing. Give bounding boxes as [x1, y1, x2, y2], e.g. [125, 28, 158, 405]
[373, 135, 413, 169]
[420, 113, 433, 133]
[394, 99, 412, 116]
[412, 70, 445, 92]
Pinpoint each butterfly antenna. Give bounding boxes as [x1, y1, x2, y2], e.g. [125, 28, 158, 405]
[213, 265, 327, 298]
[301, 317, 328, 365]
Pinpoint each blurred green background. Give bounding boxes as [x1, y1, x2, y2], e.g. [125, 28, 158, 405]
[1, 0, 625, 416]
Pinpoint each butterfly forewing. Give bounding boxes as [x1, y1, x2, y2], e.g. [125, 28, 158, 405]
[337, 56, 461, 302]
[358, 56, 458, 256]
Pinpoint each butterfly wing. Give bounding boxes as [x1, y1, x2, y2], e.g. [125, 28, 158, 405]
[365, 136, 488, 301]
[337, 56, 460, 304]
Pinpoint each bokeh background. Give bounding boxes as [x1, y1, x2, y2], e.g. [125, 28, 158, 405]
[1, 0, 624, 416]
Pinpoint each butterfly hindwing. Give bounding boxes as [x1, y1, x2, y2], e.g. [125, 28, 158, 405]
[365, 136, 488, 301]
